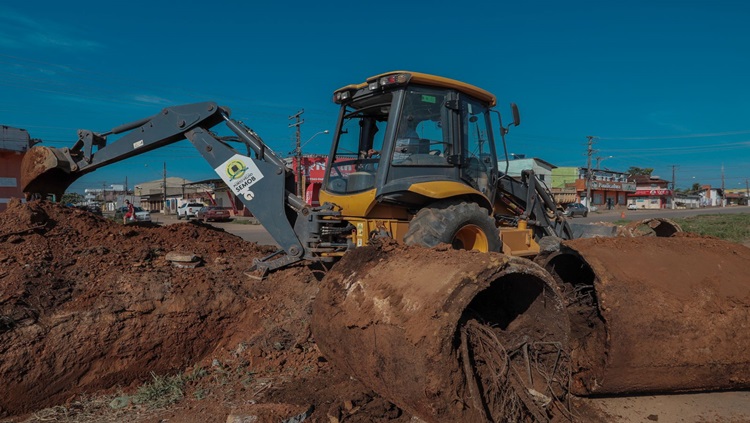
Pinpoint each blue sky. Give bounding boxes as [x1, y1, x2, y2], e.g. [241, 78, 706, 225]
[2, 1, 750, 193]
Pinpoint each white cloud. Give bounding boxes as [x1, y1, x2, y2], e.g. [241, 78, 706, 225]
[0, 7, 102, 51]
[132, 95, 173, 105]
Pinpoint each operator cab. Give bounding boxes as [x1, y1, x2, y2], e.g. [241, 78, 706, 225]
[324, 72, 499, 205]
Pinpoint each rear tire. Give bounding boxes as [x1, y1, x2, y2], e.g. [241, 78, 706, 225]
[404, 201, 501, 253]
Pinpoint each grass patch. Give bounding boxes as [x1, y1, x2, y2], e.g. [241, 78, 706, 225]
[673, 213, 750, 243]
[133, 372, 186, 408]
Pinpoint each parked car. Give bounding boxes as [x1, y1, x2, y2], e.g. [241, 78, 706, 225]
[75, 204, 103, 216]
[114, 206, 151, 223]
[197, 206, 232, 222]
[564, 203, 589, 218]
[177, 202, 205, 219]
[627, 203, 638, 210]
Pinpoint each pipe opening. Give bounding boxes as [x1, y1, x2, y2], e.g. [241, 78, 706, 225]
[626, 218, 682, 237]
[540, 252, 608, 397]
[464, 273, 551, 331]
[457, 272, 572, 421]
[543, 253, 595, 288]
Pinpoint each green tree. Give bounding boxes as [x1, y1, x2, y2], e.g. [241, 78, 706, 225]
[691, 182, 702, 193]
[61, 192, 84, 205]
[626, 167, 654, 177]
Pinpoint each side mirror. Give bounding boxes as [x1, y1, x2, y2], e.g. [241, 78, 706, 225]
[510, 103, 521, 127]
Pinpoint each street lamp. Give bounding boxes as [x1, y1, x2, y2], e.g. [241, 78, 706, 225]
[295, 130, 330, 198]
[595, 155, 614, 169]
[301, 130, 330, 150]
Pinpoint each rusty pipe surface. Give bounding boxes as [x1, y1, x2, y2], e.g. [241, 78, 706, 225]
[312, 240, 570, 422]
[540, 235, 750, 395]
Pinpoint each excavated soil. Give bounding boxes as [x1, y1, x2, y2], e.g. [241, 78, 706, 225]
[2, 199, 750, 423]
[0, 200, 411, 422]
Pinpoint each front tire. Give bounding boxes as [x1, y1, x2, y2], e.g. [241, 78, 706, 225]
[403, 201, 501, 253]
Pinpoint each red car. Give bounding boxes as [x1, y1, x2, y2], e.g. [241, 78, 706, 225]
[196, 206, 232, 222]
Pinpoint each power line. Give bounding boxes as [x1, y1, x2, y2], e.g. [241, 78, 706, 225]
[598, 130, 750, 141]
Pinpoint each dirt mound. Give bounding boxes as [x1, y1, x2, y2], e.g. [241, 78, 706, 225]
[0, 200, 408, 422]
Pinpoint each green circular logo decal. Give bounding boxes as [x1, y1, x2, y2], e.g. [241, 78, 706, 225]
[226, 160, 248, 181]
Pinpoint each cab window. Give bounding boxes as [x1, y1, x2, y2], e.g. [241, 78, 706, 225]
[325, 105, 387, 194]
[391, 88, 451, 166]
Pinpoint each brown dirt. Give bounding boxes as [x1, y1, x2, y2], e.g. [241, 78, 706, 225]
[3, 199, 750, 423]
[0, 199, 411, 422]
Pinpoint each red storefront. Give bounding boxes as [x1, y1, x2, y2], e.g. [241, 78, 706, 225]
[290, 155, 329, 206]
[628, 176, 672, 209]
[628, 188, 672, 209]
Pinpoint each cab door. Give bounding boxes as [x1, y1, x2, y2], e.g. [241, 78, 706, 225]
[459, 96, 497, 201]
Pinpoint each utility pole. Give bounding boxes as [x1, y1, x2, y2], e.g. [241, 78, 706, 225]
[289, 109, 305, 198]
[671, 165, 678, 209]
[746, 178, 749, 206]
[585, 136, 597, 209]
[721, 164, 726, 207]
[163, 162, 168, 214]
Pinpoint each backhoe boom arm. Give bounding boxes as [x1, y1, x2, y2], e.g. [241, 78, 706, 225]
[21, 102, 342, 275]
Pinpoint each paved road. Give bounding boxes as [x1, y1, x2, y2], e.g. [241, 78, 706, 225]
[146, 204, 750, 247]
[149, 213, 280, 247]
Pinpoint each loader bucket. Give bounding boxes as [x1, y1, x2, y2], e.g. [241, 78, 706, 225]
[538, 235, 750, 395]
[20, 146, 79, 201]
[313, 240, 573, 422]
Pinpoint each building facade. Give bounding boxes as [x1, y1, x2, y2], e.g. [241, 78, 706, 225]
[698, 185, 724, 207]
[628, 175, 673, 209]
[0, 126, 39, 211]
[575, 169, 635, 208]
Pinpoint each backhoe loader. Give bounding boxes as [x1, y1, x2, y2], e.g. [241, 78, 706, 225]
[19, 71, 750, 422]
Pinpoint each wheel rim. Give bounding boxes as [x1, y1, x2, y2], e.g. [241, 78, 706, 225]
[452, 224, 490, 252]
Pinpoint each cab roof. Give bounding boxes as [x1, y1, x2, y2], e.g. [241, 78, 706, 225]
[334, 71, 497, 107]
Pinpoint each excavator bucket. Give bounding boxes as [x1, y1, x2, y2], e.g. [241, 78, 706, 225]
[20, 146, 78, 201]
[313, 236, 750, 422]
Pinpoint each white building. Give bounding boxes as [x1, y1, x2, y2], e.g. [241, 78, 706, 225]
[698, 185, 724, 207]
[499, 157, 556, 184]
